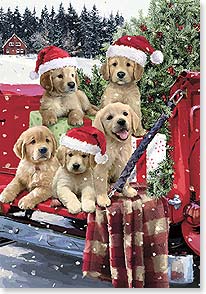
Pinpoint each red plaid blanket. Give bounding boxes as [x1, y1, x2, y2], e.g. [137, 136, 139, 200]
[82, 185, 169, 288]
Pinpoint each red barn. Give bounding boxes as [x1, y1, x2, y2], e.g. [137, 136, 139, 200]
[2, 33, 27, 55]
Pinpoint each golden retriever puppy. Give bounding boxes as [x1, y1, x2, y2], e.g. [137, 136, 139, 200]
[40, 66, 97, 127]
[100, 56, 145, 136]
[0, 126, 59, 209]
[93, 102, 139, 207]
[52, 147, 96, 214]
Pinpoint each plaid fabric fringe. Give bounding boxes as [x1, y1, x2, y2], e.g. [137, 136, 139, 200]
[82, 185, 170, 288]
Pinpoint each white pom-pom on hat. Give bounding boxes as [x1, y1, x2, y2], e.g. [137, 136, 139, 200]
[95, 152, 108, 164]
[29, 70, 39, 80]
[150, 50, 164, 64]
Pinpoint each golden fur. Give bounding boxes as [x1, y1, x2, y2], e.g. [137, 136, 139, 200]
[93, 102, 139, 207]
[52, 147, 96, 214]
[100, 56, 145, 136]
[0, 126, 59, 209]
[40, 66, 98, 127]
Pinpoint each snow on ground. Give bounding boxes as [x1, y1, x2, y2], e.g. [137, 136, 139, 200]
[0, 54, 101, 85]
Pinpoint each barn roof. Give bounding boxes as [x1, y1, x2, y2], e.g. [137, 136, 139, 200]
[2, 33, 27, 48]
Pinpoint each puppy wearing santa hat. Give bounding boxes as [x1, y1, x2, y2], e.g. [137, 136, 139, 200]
[100, 35, 164, 137]
[52, 123, 108, 214]
[30, 46, 98, 127]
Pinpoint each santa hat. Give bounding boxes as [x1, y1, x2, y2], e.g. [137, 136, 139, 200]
[59, 126, 108, 164]
[30, 46, 77, 80]
[106, 35, 163, 67]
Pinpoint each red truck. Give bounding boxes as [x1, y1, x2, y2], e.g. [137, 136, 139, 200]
[0, 71, 200, 285]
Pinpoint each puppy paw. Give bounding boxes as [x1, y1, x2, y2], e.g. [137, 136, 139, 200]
[123, 186, 137, 198]
[82, 200, 96, 213]
[66, 200, 82, 214]
[97, 194, 111, 207]
[0, 192, 16, 203]
[18, 196, 36, 210]
[68, 117, 83, 126]
[42, 116, 57, 126]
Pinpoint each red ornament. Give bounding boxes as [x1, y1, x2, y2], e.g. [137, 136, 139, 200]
[156, 31, 163, 39]
[148, 95, 154, 102]
[85, 78, 91, 85]
[178, 25, 184, 31]
[140, 24, 147, 32]
[167, 66, 175, 76]
[186, 45, 193, 54]
[193, 23, 200, 32]
[162, 94, 167, 102]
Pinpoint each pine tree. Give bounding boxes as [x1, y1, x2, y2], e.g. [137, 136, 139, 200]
[79, 6, 91, 58]
[47, 6, 56, 45]
[66, 3, 81, 48]
[3, 8, 13, 40]
[22, 7, 38, 50]
[12, 6, 22, 36]
[55, 3, 68, 43]
[88, 5, 102, 57]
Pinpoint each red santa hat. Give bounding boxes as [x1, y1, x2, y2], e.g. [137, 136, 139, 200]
[30, 46, 77, 80]
[59, 126, 108, 164]
[106, 35, 163, 67]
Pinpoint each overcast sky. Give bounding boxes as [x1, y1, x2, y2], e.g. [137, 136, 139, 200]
[0, 0, 150, 20]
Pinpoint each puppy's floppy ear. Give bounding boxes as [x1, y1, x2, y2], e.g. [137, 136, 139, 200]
[49, 132, 58, 157]
[100, 60, 110, 81]
[56, 146, 67, 167]
[134, 63, 144, 81]
[93, 109, 105, 134]
[40, 71, 54, 92]
[75, 69, 80, 87]
[89, 154, 96, 169]
[13, 135, 26, 159]
[130, 108, 140, 134]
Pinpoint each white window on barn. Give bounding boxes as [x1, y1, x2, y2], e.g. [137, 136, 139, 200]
[16, 42, 21, 47]
[20, 49, 24, 54]
[9, 42, 14, 46]
[16, 49, 20, 54]
[6, 49, 9, 54]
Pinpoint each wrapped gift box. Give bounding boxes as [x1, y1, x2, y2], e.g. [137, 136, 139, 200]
[29, 110, 94, 145]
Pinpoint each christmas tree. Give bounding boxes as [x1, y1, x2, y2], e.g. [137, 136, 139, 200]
[115, 0, 200, 133]
[112, 0, 200, 198]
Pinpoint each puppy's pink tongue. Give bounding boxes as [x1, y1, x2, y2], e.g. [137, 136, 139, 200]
[116, 130, 129, 140]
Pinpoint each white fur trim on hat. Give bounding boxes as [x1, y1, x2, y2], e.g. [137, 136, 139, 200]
[150, 50, 164, 64]
[106, 45, 147, 67]
[60, 134, 108, 164]
[38, 57, 77, 76]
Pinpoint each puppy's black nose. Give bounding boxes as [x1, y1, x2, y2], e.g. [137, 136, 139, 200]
[39, 147, 48, 154]
[117, 118, 126, 126]
[68, 82, 75, 89]
[73, 163, 80, 170]
[117, 71, 126, 79]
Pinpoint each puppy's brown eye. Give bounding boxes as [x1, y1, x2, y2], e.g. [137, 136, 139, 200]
[123, 111, 128, 116]
[31, 139, 36, 145]
[107, 115, 113, 120]
[112, 62, 117, 67]
[82, 154, 87, 158]
[71, 74, 74, 77]
[68, 153, 73, 157]
[126, 63, 131, 67]
[58, 74, 63, 79]
[46, 138, 50, 143]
